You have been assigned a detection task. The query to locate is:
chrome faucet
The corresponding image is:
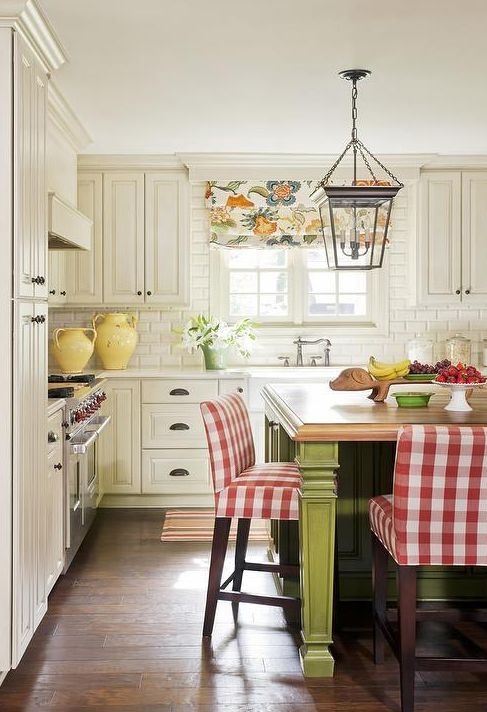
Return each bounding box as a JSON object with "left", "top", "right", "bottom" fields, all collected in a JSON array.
[{"left": 293, "top": 337, "right": 332, "bottom": 366}]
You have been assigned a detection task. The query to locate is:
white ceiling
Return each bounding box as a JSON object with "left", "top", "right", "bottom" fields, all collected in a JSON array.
[{"left": 41, "top": 0, "right": 487, "bottom": 155}]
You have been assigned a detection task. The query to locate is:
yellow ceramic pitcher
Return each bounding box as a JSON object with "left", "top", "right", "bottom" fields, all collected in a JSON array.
[
  {"left": 51, "top": 327, "right": 96, "bottom": 374},
  {"left": 93, "top": 312, "right": 138, "bottom": 370}
]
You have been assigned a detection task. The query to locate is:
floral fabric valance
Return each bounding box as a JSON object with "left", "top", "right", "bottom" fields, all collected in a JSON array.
[{"left": 205, "top": 180, "right": 323, "bottom": 248}]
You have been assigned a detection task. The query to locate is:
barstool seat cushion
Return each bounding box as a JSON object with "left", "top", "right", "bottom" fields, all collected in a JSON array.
[{"left": 215, "top": 462, "right": 300, "bottom": 520}]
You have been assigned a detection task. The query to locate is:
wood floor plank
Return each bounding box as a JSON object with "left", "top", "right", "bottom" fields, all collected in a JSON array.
[{"left": 1, "top": 508, "right": 487, "bottom": 712}]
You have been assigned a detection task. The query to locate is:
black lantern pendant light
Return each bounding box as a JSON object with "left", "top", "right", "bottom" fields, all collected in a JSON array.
[{"left": 312, "top": 69, "right": 403, "bottom": 270}]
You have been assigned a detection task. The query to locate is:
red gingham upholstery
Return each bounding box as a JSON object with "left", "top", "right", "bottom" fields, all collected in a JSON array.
[
  {"left": 369, "top": 425, "right": 487, "bottom": 565},
  {"left": 200, "top": 394, "right": 300, "bottom": 520}
]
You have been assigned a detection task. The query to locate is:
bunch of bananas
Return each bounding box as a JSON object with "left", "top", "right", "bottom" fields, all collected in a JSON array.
[{"left": 368, "top": 356, "right": 410, "bottom": 381}]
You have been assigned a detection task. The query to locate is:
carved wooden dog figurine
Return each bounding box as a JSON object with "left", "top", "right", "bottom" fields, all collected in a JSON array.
[{"left": 329, "top": 367, "right": 403, "bottom": 402}]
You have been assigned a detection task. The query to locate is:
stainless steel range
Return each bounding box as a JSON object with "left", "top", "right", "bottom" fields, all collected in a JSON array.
[{"left": 48, "top": 374, "right": 110, "bottom": 571}]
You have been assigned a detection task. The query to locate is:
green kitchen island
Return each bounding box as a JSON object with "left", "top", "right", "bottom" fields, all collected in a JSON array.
[{"left": 262, "top": 382, "right": 487, "bottom": 678}]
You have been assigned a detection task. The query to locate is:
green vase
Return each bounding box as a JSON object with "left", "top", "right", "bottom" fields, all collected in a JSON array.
[{"left": 201, "top": 345, "right": 228, "bottom": 370}]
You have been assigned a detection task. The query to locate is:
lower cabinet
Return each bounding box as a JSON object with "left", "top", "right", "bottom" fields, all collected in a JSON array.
[
  {"left": 45, "top": 409, "right": 65, "bottom": 596},
  {"left": 98, "top": 379, "right": 141, "bottom": 494},
  {"left": 98, "top": 376, "right": 247, "bottom": 502}
]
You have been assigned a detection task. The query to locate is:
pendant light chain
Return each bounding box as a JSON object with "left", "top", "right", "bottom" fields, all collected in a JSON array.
[{"left": 318, "top": 70, "right": 403, "bottom": 188}]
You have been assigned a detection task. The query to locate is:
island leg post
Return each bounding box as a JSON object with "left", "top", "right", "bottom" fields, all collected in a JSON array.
[{"left": 296, "top": 440, "right": 339, "bottom": 677}]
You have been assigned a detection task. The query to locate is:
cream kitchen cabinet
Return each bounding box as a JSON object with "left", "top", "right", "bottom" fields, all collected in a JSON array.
[
  {"left": 98, "top": 379, "right": 141, "bottom": 494},
  {"left": 418, "top": 170, "right": 487, "bottom": 305},
  {"left": 12, "top": 302, "right": 48, "bottom": 665},
  {"left": 74, "top": 169, "right": 190, "bottom": 307},
  {"left": 46, "top": 408, "right": 65, "bottom": 595},
  {"left": 103, "top": 173, "right": 145, "bottom": 305},
  {"left": 14, "top": 34, "right": 48, "bottom": 301},
  {"left": 48, "top": 251, "right": 67, "bottom": 304},
  {"left": 65, "top": 172, "right": 103, "bottom": 304}
]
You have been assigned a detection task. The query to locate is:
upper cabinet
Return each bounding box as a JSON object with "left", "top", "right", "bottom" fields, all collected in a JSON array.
[
  {"left": 145, "top": 172, "right": 190, "bottom": 305},
  {"left": 65, "top": 172, "right": 103, "bottom": 303},
  {"left": 418, "top": 170, "right": 487, "bottom": 305},
  {"left": 14, "top": 35, "right": 48, "bottom": 300},
  {"left": 72, "top": 168, "right": 191, "bottom": 307}
]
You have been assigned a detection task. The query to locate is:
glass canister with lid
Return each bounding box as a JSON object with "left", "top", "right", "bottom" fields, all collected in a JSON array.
[
  {"left": 407, "top": 334, "right": 434, "bottom": 364},
  {"left": 446, "top": 333, "right": 471, "bottom": 364}
]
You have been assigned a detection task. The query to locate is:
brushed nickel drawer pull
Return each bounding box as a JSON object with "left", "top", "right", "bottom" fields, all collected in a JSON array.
[
  {"left": 169, "top": 422, "right": 190, "bottom": 431},
  {"left": 169, "top": 468, "right": 190, "bottom": 477},
  {"left": 169, "top": 388, "right": 190, "bottom": 396}
]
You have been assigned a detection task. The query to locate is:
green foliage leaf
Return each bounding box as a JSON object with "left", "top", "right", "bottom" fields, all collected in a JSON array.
[{"left": 248, "top": 185, "right": 270, "bottom": 198}]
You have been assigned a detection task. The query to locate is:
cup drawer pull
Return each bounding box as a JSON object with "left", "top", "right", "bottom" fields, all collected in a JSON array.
[
  {"left": 169, "top": 422, "right": 190, "bottom": 431},
  {"left": 169, "top": 388, "right": 190, "bottom": 396},
  {"left": 169, "top": 468, "right": 190, "bottom": 477}
]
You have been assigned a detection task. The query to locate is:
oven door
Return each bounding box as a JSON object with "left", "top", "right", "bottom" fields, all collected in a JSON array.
[{"left": 64, "top": 415, "right": 111, "bottom": 570}]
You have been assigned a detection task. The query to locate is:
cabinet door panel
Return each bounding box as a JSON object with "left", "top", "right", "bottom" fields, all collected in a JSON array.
[
  {"left": 218, "top": 379, "right": 247, "bottom": 400},
  {"left": 103, "top": 173, "right": 144, "bottom": 304},
  {"left": 462, "top": 171, "right": 487, "bottom": 304},
  {"left": 46, "top": 419, "right": 64, "bottom": 594},
  {"left": 98, "top": 380, "right": 141, "bottom": 494},
  {"left": 419, "top": 171, "right": 462, "bottom": 305},
  {"left": 48, "top": 251, "right": 67, "bottom": 304},
  {"left": 145, "top": 172, "right": 190, "bottom": 305},
  {"left": 12, "top": 303, "right": 35, "bottom": 665},
  {"left": 14, "top": 39, "right": 35, "bottom": 298},
  {"left": 33, "top": 68, "right": 47, "bottom": 299},
  {"left": 66, "top": 172, "right": 103, "bottom": 303}
]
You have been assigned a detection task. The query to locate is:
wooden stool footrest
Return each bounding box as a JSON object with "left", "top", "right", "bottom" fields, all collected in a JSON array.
[
  {"left": 243, "top": 561, "right": 299, "bottom": 577},
  {"left": 218, "top": 590, "right": 300, "bottom": 611}
]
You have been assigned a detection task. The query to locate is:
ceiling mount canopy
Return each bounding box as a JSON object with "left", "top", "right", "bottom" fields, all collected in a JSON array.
[{"left": 312, "top": 69, "right": 404, "bottom": 270}]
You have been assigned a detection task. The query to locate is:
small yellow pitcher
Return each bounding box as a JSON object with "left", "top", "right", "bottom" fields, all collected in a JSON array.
[
  {"left": 51, "top": 327, "right": 96, "bottom": 374},
  {"left": 93, "top": 312, "right": 138, "bottom": 370}
]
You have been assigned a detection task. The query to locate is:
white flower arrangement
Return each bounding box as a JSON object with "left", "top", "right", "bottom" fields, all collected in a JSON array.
[{"left": 181, "top": 315, "right": 256, "bottom": 359}]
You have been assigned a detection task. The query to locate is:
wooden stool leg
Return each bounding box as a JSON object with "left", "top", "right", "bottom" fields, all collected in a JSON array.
[
  {"left": 372, "top": 533, "right": 388, "bottom": 664},
  {"left": 203, "top": 517, "right": 231, "bottom": 637},
  {"left": 232, "top": 518, "right": 251, "bottom": 619},
  {"left": 398, "top": 565, "right": 417, "bottom": 712}
]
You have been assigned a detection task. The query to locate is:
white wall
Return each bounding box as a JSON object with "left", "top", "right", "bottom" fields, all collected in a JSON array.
[{"left": 49, "top": 179, "right": 487, "bottom": 369}]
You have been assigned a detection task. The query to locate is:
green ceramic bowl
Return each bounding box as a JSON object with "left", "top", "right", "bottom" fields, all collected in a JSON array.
[
  {"left": 404, "top": 374, "right": 436, "bottom": 382},
  {"left": 391, "top": 392, "right": 435, "bottom": 408}
]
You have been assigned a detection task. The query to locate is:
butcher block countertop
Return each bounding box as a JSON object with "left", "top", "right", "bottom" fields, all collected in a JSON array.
[{"left": 262, "top": 383, "right": 487, "bottom": 442}]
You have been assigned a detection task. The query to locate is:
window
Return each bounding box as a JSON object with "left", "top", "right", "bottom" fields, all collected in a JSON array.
[{"left": 211, "top": 248, "right": 381, "bottom": 328}]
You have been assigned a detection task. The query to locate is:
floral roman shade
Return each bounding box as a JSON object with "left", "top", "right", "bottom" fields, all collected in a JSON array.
[{"left": 205, "top": 180, "right": 323, "bottom": 248}]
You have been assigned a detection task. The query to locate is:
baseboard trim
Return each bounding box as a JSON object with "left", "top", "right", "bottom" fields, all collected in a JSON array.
[{"left": 100, "top": 494, "right": 215, "bottom": 508}]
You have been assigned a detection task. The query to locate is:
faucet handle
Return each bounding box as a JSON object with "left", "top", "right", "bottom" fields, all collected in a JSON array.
[
  {"left": 278, "top": 355, "right": 290, "bottom": 367},
  {"left": 309, "top": 355, "right": 322, "bottom": 367}
]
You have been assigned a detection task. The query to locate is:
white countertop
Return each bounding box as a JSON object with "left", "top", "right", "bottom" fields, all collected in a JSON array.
[
  {"left": 96, "top": 366, "right": 348, "bottom": 380},
  {"left": 47, "top": 398, "right": 65, "bottom": 416}
]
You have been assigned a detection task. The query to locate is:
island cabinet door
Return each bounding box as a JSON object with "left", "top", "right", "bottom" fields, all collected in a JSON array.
[
  {"left": 418, "top": 171, "right": 462, "bottom": 305},
  {"left": 461, "top": 171, "right": 487, "bottom": 304},
  {"left": 98, "top": 380, "right": 141, "bottom": 494},
  {"left": 144, "top": 172, "right": 190, "bottom": 306},
  {"left": 103, "top": 173, "right": 145, "bottom": 304}
]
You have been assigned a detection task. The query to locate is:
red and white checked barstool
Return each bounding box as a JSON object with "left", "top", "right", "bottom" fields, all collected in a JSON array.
[
  {"left": 200, "top": 393, "right": 301, "bottom": 636},
  {"left": 369, "top": 424, "right": 487, "bottom": 712}
]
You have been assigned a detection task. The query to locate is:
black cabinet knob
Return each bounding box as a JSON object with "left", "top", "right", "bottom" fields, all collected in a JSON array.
[
  {"left": 237, "top": 387, "right": 244, "bottom": 393},
  {"left": 60, "top": 290, "right": 66, "bottom": 296},
  {"left": 147, "top": 290, "right": 152, "bottom": 296},
  {"left": 465, "top": 289, "right": 471, "bottom": 295},
  {"left": 54, "top": 462, "right": 62, "bottom": 470},
  {"left": 49, "top": 289, "right": 56, "bottom": 295},
  {"left": 455, "top": 289, "right": 461, "bottom": 295},
  {"left": 137, "top": 291, "right": 142, "bottom": 296}
]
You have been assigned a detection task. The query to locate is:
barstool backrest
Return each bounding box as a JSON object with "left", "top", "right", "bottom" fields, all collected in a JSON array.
[
  {"left": 393, "top": 424, "right": 487, "bottom": 565},
  {"left": 200, "top": 393, "right": 255, "bottom": 493}
]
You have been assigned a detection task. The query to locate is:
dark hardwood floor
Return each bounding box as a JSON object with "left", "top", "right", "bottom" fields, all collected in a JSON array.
[{"left": 2, "top": 508, "right": 487, "bottom": 711}]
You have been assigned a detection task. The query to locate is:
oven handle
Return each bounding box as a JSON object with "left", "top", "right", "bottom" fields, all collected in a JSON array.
[{"left": 70, "top": 415, "right": 111, "bottom": 455}]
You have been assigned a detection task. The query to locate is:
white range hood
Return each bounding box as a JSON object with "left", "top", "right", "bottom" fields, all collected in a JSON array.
[{"left": 48, "top": 192, "right": 92, "bottom": 250}]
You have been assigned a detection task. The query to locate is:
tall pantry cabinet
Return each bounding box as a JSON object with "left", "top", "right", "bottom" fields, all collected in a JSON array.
[{"left": 0, "top": 4, "right": 66, "bottom": 676}]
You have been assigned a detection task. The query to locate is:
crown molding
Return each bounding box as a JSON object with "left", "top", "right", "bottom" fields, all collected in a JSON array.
[
  {"left": 48, "top": 82, "right": 91, "bottom": 151},
  {"left": 78, "top": 154, "right": 185, "bottom": 171},
  {"left": 0, "top": 0, "right": 67, "bottom": 72},
  {"left": 421, "top": 155, "right": 487, "bottom": 170},
  {"left": 177, "top": 152, "right": 437, "bottom": 181}
]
